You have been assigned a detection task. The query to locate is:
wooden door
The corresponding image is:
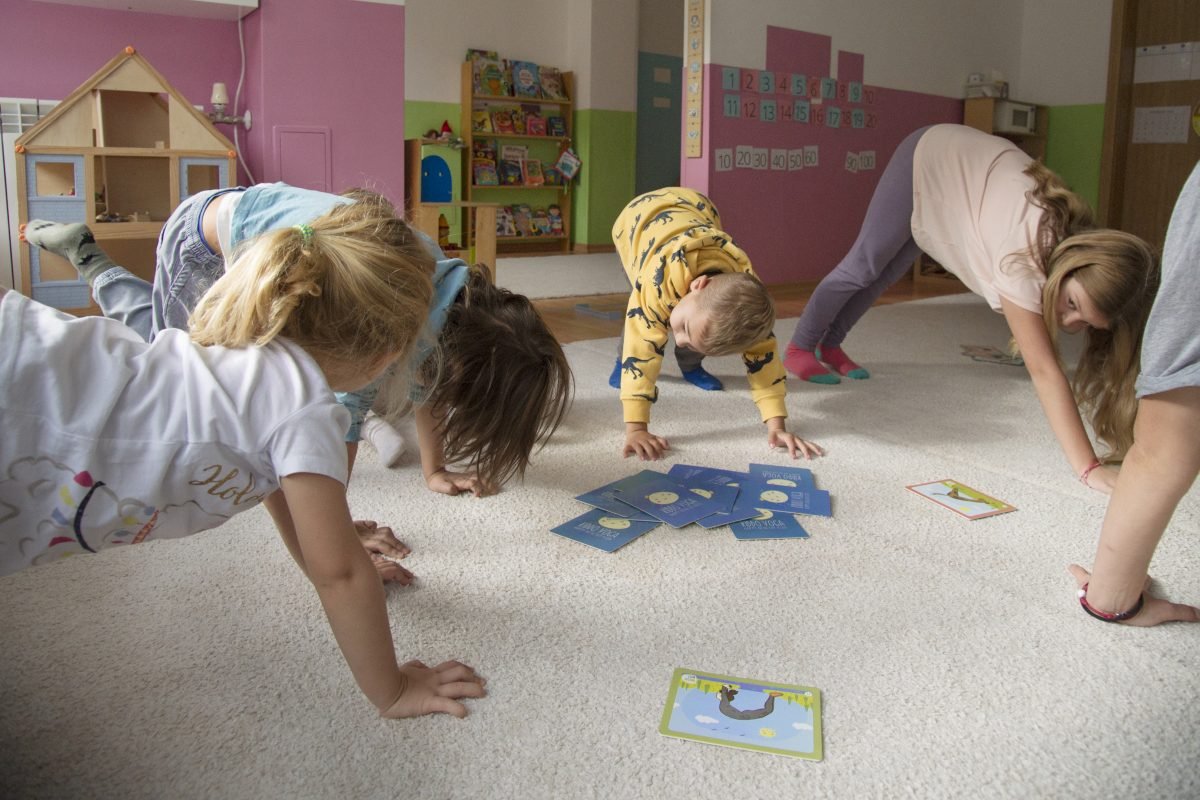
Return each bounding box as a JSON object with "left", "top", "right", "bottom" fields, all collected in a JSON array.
[{"left": 1099, "top": 0, "right": 1200, "bottom": 250}]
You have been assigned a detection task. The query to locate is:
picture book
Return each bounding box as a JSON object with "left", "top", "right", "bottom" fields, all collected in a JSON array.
[
  {"left": 555, "top": 147, "right": 582, "bottom": 180},
  {"left": 491, "top": 109, "right": 516, "bottom": 134},
  {"left": 522, "top": 159, "right": 545, "bottom": 186},
  {"left": 612, "top": 472, "right": 728, "bottom": 528},
  {"left": 575, "top": 470, "right": 665, "bottom": 518},
  {"left": 659, "top": 668, "right": 823, "bottom": 761},
  {"left": 539, "top": 66, "right": 568, "bottom": 100},
  {"left": 495, "top": 206, "right": 517, "bottom": 237},
  {"left": 473, "top": 57, "right": 510, "bottom": 97},
  {"left": 730, "top": 510, "right": 811, "bottom": 540},
  {"left": 472, "top": 140, "right": 497, "bottom": 161},
  {"left": 748, "top": 463, "right": 816, "bottom": 490},
  {"left": 546, "top": 116, "right": 567, "bottom": 137},
  {"left": 551, "top": 508, "right": 659, "bottom": 553},
  {"left": 511, "top": 108, "right": 526, "bottom": 135},
  {"left": 498, "top": 159, "right": 524, "bottom": 186},
  {"left": 512, "top": 204, "right": 535, "bottom": 236},
  {"left": 543, "top": 166, "right": 563, "bottom": 186},
  {"left": 509, "top": 60, "right": 542, "bottom": 98},
  {"left": 531, "top": 206, "right": 551, "bottom": 235},
  {"left": 732, "top": 481, "right": 832, "bottom": 517},
  {"left": 525, "top": 113, "right": 547, "bottom": 136},
  {"left": 907, "top": 479, "right": 1016, "bottom": 520},
  {"left": 472, "top": 158, "right": 499, "bottom": 186},
  {"left": 499, "top": 144, "right": 528, "bottom": 161},
  {"left": 471, "top": 109, "right": 493, "bottom": 133},
  {"left": 961, "top": 344, "right": 1024, "bottom": 367},
  {"left": 547, "top": 204, "right": 564, "bottom": 235}
]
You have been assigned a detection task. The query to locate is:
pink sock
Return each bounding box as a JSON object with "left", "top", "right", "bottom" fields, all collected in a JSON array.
[
  {"left": 817, "top": 345, "right": 868, "bottom": 378},
  {"left": 784, "top": 344, "right": 840, "bottom": 384}
]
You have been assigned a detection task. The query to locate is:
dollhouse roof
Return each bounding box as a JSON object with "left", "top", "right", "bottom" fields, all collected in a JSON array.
[{"left": 15, "top": 46, "right": 234, "bottom": 153}]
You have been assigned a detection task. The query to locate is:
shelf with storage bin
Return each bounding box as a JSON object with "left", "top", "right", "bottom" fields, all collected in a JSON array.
[
  {"left": 963, "top": 97, "right": 1047, "bottom": 160},
  {"left": 461, "top": 60, "right": 574, "bottom": 256}
]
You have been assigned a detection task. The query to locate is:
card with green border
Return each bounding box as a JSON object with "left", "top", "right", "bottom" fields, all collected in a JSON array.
[{"left": 659, "top": 667, "right": 823, "bottom": 760}]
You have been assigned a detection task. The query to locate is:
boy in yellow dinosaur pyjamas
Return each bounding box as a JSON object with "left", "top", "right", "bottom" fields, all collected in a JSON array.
[{"left": 609, "top": 187, "right": 824, "bottom": 461}]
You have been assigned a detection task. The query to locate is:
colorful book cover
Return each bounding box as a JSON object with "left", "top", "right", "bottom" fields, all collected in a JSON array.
[
  {"left": 539, "top": 66, "right": 568, "bottom": 100},
  {"left": 475, "top": 59, "right": 510, "bottom": 96},
  {"left": 543, "top": 166, "right": 562, "bottom": 185},
  {"left": 511, "top": 108, "right": 526, "bottom": 135},
  {"left": 525, "top": 113, "right": 547, "bottom": 136},
  {"left": 522, "top": 159, "right": 545, "bottom": 186},
  {"left": 491, "top": 109, "right": 516, "bottom": 133},
  {"left": 906, "top": 479, "right": 1016, "bottom": 520},
  {"left": 495, "top": 206, "right": 517, "bottom": 237},
  {"left": 612, "top": 473, "right": 728, "bottom": 528},
  {"left": 659, "top": 668, "right": 823, "bottom": 761},
  {"left": 498, "top": 159, "right": 524, "bottom": 185},
  {"left": 472, "top": 158, "right": 498, "bottom": 186},
  {"left": 509, "top": 60, "right": 542, "bottom": 98},
  {"left": 551, "top": 508, "right": 659, "bottom": 553},
  {"left": 512, "top": 203, "right": 535, "bottom": 236},
  {"left": 531, "top": 207, "right": 551, "bottom": 235},
  {"left": 730, "top": 509, "right": 810, "bottom": 540},
  {"left": 471, "top": 109, "right": 493, "bottom": 133},
  {"left": 499, "top": 144, "right": 529, "bottom": 161},
  {"left": 555, "top": 147, "right": 581, "bottom": 180},
  {"left": 546, "top": 116, "right": 567, "bottom": 137}
]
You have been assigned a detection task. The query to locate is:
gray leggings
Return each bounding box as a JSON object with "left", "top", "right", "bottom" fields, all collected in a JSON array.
[{"left": 788, "top": 126, "right": 930, "bottom": 351}]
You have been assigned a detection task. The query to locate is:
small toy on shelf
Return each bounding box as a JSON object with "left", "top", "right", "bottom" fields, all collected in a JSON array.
[{"left": 547, "top": 204, "right": 564, "bottom": 236}]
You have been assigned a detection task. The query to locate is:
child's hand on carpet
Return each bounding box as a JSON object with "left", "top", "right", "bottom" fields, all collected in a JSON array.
[
  {"left": 1083, "top": 465, "right": 1118, "bottom": 494},
  {"left": 623, "top": 426, "right": 670, "bottom": 460},
  {"left": 380, "top": 659, "right": 488, "bottom": 719},
  {"left": 427, "top": 469, "right": 495, "bottom": 497},
  {"left": 765, "top": 417, "right": 824, "bottom": 460},
  {"left": 355, "top": 521, "right": 414, "bottom": 584},
  {"left": 1068, "top": 565, "right": 1200, "bottom": 627}
]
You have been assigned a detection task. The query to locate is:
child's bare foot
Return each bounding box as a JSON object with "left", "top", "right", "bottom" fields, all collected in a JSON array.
[{"left": 355, "top": 520, "right": 411, "bottom": 558}]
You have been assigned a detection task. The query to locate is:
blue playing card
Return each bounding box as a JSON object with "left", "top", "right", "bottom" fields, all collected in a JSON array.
[
  {"left": 551, "top": 508, "right": 660, "bottom": 552},
  {"left": 730, "top": 509, "right": 811, "bottom": 540},
  {"left": 575, "top": 470, "right": 666, "bottom": 518},
  {"left": 696, "top": 500, "right": 763, "bottom": 529},
  {"left": 667, "top": 464, "right": 749, "bottom": 488},
  {"left": 748, "top": 462, "right": 816, "bottom": 489},
  {"left": 613, "top": 473, "right": 728, "bottom": 528},
  {"left": 735, "top": 480, "right": 833, "bottom": 517}
]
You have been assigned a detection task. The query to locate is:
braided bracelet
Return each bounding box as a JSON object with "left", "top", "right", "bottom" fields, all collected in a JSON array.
[
  {"left": 1077, "top": 582, "right": 1144, "bottom": 622},
  {"left": 1079, "top": 460, "right": 1103, "bottom": 486}
]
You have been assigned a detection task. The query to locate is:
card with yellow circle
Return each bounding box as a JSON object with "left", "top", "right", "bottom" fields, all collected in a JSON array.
[{"left": 550, "top": 508, "right": 660, "bottom": 552}]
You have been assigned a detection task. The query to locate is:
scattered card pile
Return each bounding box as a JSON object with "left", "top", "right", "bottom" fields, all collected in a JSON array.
[{"left": 551, "top": 463, "right": 833, "bottom": 551}]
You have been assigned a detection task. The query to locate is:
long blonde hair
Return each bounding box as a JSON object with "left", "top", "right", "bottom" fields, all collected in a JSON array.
[
  {"left": 1022, "top": 162, "right": 1159, "bottom": 461},
  {"left": 189, "top": 197, "right": 435, "bottom": 411}
]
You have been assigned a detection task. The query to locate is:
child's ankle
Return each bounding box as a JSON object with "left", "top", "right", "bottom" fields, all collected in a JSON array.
[{"left": 784, "top": 343, "right": 840, "bottom": 384}]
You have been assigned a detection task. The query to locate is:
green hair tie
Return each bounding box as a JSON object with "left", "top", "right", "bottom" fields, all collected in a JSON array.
[{"left": 294, "top": 223, "right": 314, "bottom": 245}]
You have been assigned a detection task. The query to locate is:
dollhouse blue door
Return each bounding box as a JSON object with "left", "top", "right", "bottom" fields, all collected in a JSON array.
[
  {"left": 24, "top": 154, "right": 90, "bottom": 309},
  {"left": 179, "top": 158, "right": 231, "bottom": 200}
]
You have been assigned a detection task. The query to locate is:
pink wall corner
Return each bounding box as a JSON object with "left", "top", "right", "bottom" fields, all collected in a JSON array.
[
  {"left": 692, "top": 26, "right": 961, "bottom": 285},
  {"left": 1, "top": 1, "right": 241, "bottom": 124},
  {"left": 247, "top": 0, "right": 406, "bottom": 205}
]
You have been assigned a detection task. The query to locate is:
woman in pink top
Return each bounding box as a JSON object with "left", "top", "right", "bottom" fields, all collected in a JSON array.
[{"left": 785, "top": 124, "right": 1158, "bottom": 492}]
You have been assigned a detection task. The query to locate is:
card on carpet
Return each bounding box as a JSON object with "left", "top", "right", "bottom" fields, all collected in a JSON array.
[
  {"left": 659, "top": 667, "right": 823, "bottom": 760},
  {"left": 734, "top": 480, "right": 833, "bottom": 517},
  {"left": 906, "top": 479, "right": 1016, "bottom": 520},
  {"left": 748, "top": 462, "right": 816, "bottom": 489},
  {"left": 550, "top": 508, "right": 660, "bottom": 552},
  {"left": 667, "top": 463, "right": 749, "bottom": 488},
  {"left": 575, "top": 470, "right": 663, "bottom": 518},
  {"left": 613, "top": 472, "right": 728, "bottom": 527},
  {"left": 730, "top": 509, "right": 811, "bottom": 540}
]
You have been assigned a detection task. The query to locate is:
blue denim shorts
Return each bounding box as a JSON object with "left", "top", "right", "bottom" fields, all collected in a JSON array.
[{"left": 151, "top": 188, "right": 242, "bottom": 336}]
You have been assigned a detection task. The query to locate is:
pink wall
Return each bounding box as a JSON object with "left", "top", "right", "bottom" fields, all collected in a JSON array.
[
  {"left": 686, "top": 26, "right": 961, "bottom": 284},
  {"left": 1, "top": 1, "right": 241, "bottom": 125},
  {"left": 244, "top": 0, "right": 406, "bottom": 203}
]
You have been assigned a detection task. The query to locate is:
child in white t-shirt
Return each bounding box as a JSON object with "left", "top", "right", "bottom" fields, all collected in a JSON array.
[
  {"left": 1, "top": 201, "right": 486, "bottom": 719},
  {"left": 785, "top": 124, "right": 1159, "bottom": 492}
]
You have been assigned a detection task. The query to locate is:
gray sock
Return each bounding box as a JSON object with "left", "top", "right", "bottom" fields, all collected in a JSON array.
[{"left": 23, "top": 221, "right": 115, "bottom": 283}]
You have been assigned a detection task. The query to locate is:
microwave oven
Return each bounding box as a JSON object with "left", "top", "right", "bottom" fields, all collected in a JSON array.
[{"left": 992, "top": 100, "right": 1037, "bottom": 135}]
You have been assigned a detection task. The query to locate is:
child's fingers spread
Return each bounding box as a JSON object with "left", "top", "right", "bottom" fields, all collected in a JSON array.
[
  {"left": 372, "top": 556, "right": 415, "bottom": 585},
  {"left": 434, "top": 662, "right": 483, "bottom": 684},
  {"left": 426, "top": 697, "right": 470, "bottom": 718},
  {"left": 438, "top": 680, "right": 487, "bottom": 700}
]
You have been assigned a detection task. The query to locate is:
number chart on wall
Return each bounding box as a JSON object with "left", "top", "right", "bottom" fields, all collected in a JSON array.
[
  {"left": 684, "top": 0, "right": 705, "bottom": 157},
  {"left": 711, "top": 65, "right": 879, "bottom": 177}
]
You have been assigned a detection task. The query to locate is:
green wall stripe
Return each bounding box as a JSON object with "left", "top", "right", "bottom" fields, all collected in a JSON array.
[
  {"left": 1044, "top": 104, "right": 1105, "bottom": 212},
  {"left": 572, "top": 108, "right": 636, "bottom": 246}
]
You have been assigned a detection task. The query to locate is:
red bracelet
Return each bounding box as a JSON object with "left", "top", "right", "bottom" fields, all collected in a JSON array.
[
  {"left": 1079, "top": 460, "right": 1102, "bottom": 486},
  {"left": 1077, "top": 582, "right": 1144, "bottom": 622}
]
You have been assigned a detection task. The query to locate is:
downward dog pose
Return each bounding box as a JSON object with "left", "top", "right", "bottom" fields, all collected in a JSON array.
[
  {"left": 3, "top": 204, "right": 486, "bottom": 718},
  {"left": 785, "top": 124, "right": 1158, "bottom": 491}
]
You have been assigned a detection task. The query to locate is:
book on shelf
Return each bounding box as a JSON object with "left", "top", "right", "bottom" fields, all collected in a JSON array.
[
  {"left": 500, "top": 144, "right": 529, "bottom": 161},
  {"left": 496, "top": 206, "right": 517, "bottom": 237},
  {"left": 525, "top": 113, "right": 547, "bottom": 136},
  {"left": 472, "top": 157, "right": 499, "bottom": 186},
  {"left": 531, "top": 207, "right": 552, "bottom": 236},
  {"left": 511, "top": 108, "right": 527, "bottom": 135},
  {"left": 539, "top": 66, "right": 568, "bottom": 101},
  {"left": 512, "top": 203, "right": 535, "bottom": 236},
  {"left": 471, "top": 109, "right": 493, "bottom": 133},
  {"left": 522, "top": 159, "right": 545, "bottom": 186},
  {"left": 470, "top": 53, "right": 510, "bottom": 97},
  {"left": 472, "top": 140, "right": 497, "bottom": 161},
  {"left": 498, "top": 159, "right": 524, "bottom": 185},
  {"left": 543, "top": 165, "right": 562, "bottom": 185},
  {"left": 491, "top": 109, "right": 516, "bottom": 134},
  {"left": 546, "top": 116, "right": 567, "bottom": 137},
  {"left": 509, "top": 60, "right": 542, "bottom": 98},
  {"left": 555, "top": 147, "right": 582, "bottom": 181}
]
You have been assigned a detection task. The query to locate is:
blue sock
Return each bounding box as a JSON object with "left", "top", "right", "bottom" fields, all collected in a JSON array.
[
  {"left": 681, "top": 366, "right": 723, "bottom": 391},
  {"left": 609, "top": 357, "right": 621, "bottom": 388}
]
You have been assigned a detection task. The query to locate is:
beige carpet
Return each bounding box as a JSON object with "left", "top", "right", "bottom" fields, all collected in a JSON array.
[
  {"left": 1, "top": 294, "right": 1196, "bottom": 799},
  {"left": 494, "top": 251, "right": 628, "bottom": 298}
]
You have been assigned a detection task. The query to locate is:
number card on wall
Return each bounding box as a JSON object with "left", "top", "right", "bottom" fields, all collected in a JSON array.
[
  {"left": 735, "top": 145, "right": 753, "bottom": 169},
  {"left": 770, "top": 149, "right": 788, "bottom": 170},
  {"left": 804, "top": 145, "right": 819, "bottom": 167},
  {"left": 788, "top": 148, "right": 805, "bottom": 170},
  {"left": 714, "top": 148, "right": 734, "bottom": 172},
  {"left": 685, "top": 0, "right": 704, "bottom": 157},
  {"left": 760, "top": 100, "right": 777, "bottom": 122},
  {"left": 723, "top": 94, "right": 741, "bottom": 118},
  {"left": 721, "top": 68, "right": 739, "bottom": 91}
]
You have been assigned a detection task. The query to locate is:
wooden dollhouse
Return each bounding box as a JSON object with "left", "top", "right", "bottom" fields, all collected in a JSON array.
[{"left": 15, "top": 47, "right": 236, "bottom": 314}]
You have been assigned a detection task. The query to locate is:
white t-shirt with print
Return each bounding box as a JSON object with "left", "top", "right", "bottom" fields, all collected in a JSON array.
[
  {"left": 911, "top": 124, "right": 1046, "bottom": 313},
  {"left": 0, "top": 291, "right": 349, "bottom": 576}
]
